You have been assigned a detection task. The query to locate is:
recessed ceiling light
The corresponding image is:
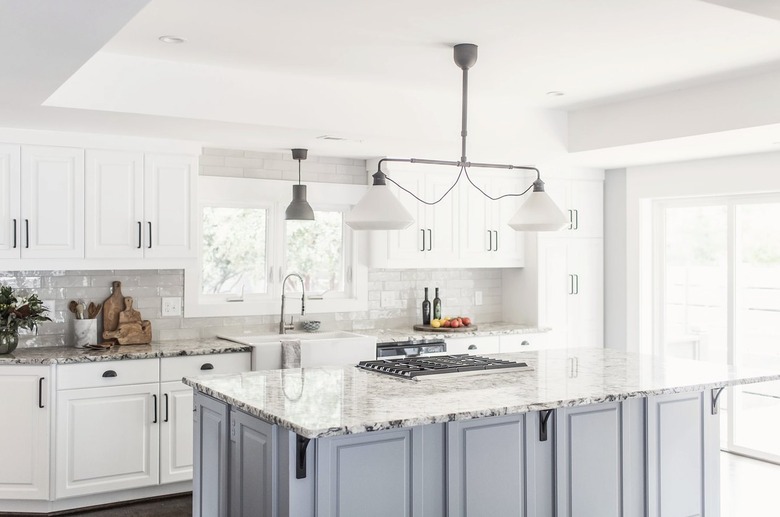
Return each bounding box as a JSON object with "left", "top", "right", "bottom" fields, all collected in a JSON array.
[
  {"left": 158, "top": 35, "right": 186, "bottom": 44},
  {"left": 546, "top": 91, "right": 565, "bottom": 97}
]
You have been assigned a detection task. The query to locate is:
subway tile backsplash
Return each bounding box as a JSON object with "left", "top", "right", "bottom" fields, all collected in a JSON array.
[{"left": 5, "top": 268, "right": 502, "bottom": 348}]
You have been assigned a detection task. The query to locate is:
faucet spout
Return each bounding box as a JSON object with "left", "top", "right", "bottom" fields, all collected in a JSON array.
[{"left": 280, "top": 273, "right": 306, "bottom": 334}]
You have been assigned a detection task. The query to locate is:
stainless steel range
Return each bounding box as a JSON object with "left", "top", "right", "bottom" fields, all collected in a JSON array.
[{"left": 357, "top": 354, "right": 533, "bottom": 379}]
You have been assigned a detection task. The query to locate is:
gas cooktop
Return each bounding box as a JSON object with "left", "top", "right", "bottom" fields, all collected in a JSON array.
[{"left": 356, "top": 354, "right": 533, "bottom": 379}]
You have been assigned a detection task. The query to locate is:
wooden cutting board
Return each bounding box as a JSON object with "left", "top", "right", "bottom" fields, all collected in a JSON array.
[{"left": 413, "top": 324, "right": 478, "bottom": 333}]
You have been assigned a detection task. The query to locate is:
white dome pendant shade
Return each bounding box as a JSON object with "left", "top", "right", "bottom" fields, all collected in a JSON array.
[
  {"left": 508, "top": 179, "right": 569, "bottom": 231},
  {"left": 345, "top": 172, "right": 415, "bottom": 230}
]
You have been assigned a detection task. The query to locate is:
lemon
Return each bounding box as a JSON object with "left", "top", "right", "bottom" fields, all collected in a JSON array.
[{"left": 430, "top": 319, "right": 441, "bottom": 328}]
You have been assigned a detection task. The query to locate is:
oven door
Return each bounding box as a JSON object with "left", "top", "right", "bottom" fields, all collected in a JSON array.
[{"left": 376, "top": 342, "right": 447, "bottom": 359}]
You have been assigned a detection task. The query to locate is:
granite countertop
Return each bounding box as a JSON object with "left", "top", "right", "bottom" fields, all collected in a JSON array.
[
  {"left": 0, "top": 338, "right": 252, "bottom": 365},
  {"left": 183, "top": 348, "right": 780, "bottom": 439},
  {"left": 363, "top": 322, "right": 549, "bottom": 343}
]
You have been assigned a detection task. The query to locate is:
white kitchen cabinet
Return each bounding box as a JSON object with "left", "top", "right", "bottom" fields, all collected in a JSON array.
[
  {"left": 459, "top": 171, "right": 526, "bottom": 267},
  {"left": 159, "top": 352, "right": 251, "bottom": 485},
  {"left": 55, "top": 358, "right": 163, "bottom": 500},
  {"left": 20, "top": 146, "right": 84, "bottom": 258},
  {"left": 369, "top": 163, "right": 529, "bottom": 268},
  {"left": 537, "top": 237, "right": 603, "bottom": 349},
  {"left": 0, "top": 366, "right": 50, "bottom": 500},
  {"left": 55, "top": 382, "right": 160, "bottom": 498},
  {"left": 445, "top": 335, "right": 500, "bottom": 355},
  {"left": 143, "top": 153, "right": 197, "bottom": 258},
  {"left": 371, "top": 167, "right": 460, "bottom": 267},
  {"left": 85, "top": 149, "right": 144, "bottom": 258},
  {"left": 545, "top": 175, "right": 603, "bottom": 239},
  {"left": 85, "top": 151, "right": 196, "bottom": 259},
  {"left": 0, "top": 145, "right": 21, "bottom": 259}
]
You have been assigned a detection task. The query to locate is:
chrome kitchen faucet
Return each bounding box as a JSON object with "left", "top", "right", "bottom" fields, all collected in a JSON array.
[{"left": 280, "top": 273, "right": 305, "bottom": 334}]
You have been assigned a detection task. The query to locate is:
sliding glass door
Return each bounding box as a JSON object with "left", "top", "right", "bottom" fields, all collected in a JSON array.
[{"left": 655, "top": 196, "right": 780, "bottom": 463}]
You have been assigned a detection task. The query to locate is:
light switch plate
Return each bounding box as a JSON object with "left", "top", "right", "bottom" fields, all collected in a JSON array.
[{"left": 162, "top": 297, "right": 182, "bottom": 317}]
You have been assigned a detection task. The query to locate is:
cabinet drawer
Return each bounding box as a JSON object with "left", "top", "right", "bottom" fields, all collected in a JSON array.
[
  {"left": 57, "top": 359, "right": 159, "bottom": 390},
  {"left": 499, "top": 333, "right": 551, "bottom": 353},
  {"left": 445, "top": 336, "right": 500, "bottom": 355},
  {"left": 160, "top": 352, "right": 251, "bottom": 382}
]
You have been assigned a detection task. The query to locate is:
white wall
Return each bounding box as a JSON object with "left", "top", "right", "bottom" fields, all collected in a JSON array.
[{"left": 606, "top": 150, "right": 780, "bottom": 351}]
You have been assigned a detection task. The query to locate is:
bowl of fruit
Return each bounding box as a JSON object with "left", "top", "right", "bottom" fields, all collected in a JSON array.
[{"left": 416, "top": 316, "right": 474, "bottom": 332}]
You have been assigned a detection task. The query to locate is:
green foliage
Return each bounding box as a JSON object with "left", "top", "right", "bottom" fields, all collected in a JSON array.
[
  {"left": 0, "top": 285, "right": 51, "bottom": 334},
  {"left": 286, "top": 212, "right": 344, "bottom": 292}
]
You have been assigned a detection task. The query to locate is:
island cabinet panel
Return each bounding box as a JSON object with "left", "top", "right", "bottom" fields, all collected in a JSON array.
[
  {"left": 447, "top": 414, "right": 535, "bottom": 517},
  {"left": 193, "top": 392, "right": 230, "bottom": 517},
  {"left": 316, "top": 425, "right": 443, "bottom": 517},
  {"left": 646, "top": 391, "right": 717, "bottom": 517},
  {"left": 554, "top": 398, "right": 646, "bottom": 517},
  {"left": 230, "top": 409, "right": 278, "bottom": 517}
]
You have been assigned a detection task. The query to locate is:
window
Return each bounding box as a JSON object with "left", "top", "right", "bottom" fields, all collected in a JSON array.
[
  {"left": 653, "top": 194, "right": 780, "bottom": 464},
  {"left": 185, "top": 176, "right": 368, "bottom": 317}
]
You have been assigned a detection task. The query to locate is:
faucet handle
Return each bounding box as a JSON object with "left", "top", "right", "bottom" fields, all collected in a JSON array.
[{"left": 289, "top": 316, "right": 294, "bottom": 325}]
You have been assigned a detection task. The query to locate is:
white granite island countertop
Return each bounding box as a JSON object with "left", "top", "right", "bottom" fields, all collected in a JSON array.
[
  {"left": 0, "top": 338, "right": 252, "bottom": 365},
  {"left": 183, "top": 348, "right": 780, "bottom": 439}
]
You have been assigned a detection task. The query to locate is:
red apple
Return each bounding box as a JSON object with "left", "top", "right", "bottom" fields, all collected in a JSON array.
[
  {"left": 451, "top": 319, "right": 461, "bottom": 328},
  {"left": 462, "top": 317, "right": 472, "bottom": 326},
  {"left": 442, "top": 320, "right": 451, "bottom": 328}
]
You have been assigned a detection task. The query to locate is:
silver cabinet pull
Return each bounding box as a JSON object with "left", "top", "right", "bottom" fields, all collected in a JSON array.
[
  {"left": 573, "top": 209, "right": 579, "bottom": 230},
  {"left": 487, "top": 230, "right": 493, "bottom": 251},
  {"left": 12, "top": 219, "right": 16, "bottom": 249},
  {"left": 147, "top": 222, "right": 152, "bottom": 249},
  {"left": 494, "top": 230, "right": 499, "bottom": 251},
  {"left": 427, "top": 229, "right": 432, "bottom": 251},
  {"left": 420, "top": 229, "right": 426, "bottom": 252}
]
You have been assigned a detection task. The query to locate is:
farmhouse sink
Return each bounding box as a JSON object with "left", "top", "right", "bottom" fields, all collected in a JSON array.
[{"left": 218, "top": 331, "right": 376, "bottom": 370}]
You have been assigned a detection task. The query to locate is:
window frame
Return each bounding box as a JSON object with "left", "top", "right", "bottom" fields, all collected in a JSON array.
[{"left": 184, "top": 176, "right": 368, "bottom": 318}]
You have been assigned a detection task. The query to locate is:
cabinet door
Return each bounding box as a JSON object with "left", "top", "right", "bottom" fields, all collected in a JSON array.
[
  {"left": 537, "top": 237, "right": 569, "bottom": 349},
  {"left": 160, "top": 381, "right": 194, "bottom": 484},
  {"left": 459, "top": 180, "right": 492, "bottom": 263},
  {"left": 85, "top": 149, "right": 144, "bottom": 258},
  {"left": 0, "top": 145, "right": 20, "bottom": 259},
  {"left": 492, "top": 175, "right": 526, "bottom": 266},
  {"left": 230, "top": 409, "right": 278, "bottom": 517},
  {"left": 193, "top": 392, "right": 230, "bottom": 517},
  {"left": 425, "top": 172, "right": 459, "bottom": 262},
  {"left": 20, "top": 146, "right": 84, "bottom": 258},
  {"left": 646, "top": 391, "right": 716, "bottom": 517},
  {"left": 568, "top": 179, "right": 603, "bottom": 238},
  {"left": 144, "top": 153, "right": 196, "bottom": 258},
  {"left": 448, "top": 414, "right": 533, "bottom": 517},
  {"left": 384, "top": 171, "right": 426, "bottom": 265},
  {"left": 0, "top": 366, "right": 50, "bottom": 500},
  {"left": 567, "top": 239, "right": 604, "bottom": 349},
  {"left": 555, "top": 402, "right": 625, "bottom": 517},
  {"left": 56, "top": 383, "right": 159, "bottom": 498}
]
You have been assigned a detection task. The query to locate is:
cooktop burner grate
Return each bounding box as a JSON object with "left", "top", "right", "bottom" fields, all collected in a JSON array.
[{"left": 356, "top": 354, "right": 533, "bottom": 379}]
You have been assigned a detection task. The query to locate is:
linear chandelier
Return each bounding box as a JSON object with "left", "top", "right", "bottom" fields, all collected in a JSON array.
[{"left": 345, "top": 43, "right": 568, "bottom": 232}]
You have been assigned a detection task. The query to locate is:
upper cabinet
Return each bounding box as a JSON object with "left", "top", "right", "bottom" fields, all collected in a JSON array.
[
  {"left": 545, "top": 175, "right": 603, "bottom": 239},
  {"left": 369, "top": 163, "right": 528, "bottom": 268},
  {"left": 0, "top": 146, "right": 85, "bottom": 260},
  {"left": 85, "top": 151, "right": 196, "bottom": 259}
]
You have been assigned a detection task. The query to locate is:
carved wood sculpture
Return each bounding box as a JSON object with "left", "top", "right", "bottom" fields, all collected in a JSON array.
[{"left": 102, "top": 296, "right": 152, "bottom": 345}]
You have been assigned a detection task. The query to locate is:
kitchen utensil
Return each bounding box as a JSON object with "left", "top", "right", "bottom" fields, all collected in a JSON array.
[
  {"left": 68, "top": 300, "right": 78, "bottom": 316},
  {"left": 75, "top": 300, "right": 86, "bottom": 320},
  {"left": 87, "top": 302, "right": 101, "bottom": 320}
]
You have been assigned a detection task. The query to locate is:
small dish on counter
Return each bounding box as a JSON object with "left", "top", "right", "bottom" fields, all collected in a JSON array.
[{"left": 300, "top": 320, "right": 321, "bottom": 332}]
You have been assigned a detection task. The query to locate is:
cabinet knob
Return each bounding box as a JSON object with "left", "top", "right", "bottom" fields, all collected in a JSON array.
[
  {"left": 102, "top": 370, "right": 118, "bottom": 378},
  {"left": 521, "top": 341, "right": 530, "bottom": 347},
  {"left": 200, "top": 363, "right": 214, "bottom": 370},
  {"left": 468, "top": 344, "right": 477, "bottom": 350}
]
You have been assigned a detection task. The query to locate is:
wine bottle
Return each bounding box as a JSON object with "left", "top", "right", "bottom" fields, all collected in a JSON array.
[
  {"left": 433, "top": 287, "right": 442, "bottom": 320},
  {"left": 422, "top": 287, "right": 431, "bottom": 325}
]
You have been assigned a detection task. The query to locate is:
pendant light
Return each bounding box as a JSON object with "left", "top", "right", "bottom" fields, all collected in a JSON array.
[
  {"left": 345, "top": 43, "right": 566, "bottom": 232},
  {"left": 285, "top": 148, "right": 315, "bottom": 221}
]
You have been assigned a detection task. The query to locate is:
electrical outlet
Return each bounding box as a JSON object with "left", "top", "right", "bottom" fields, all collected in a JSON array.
[
  {"left": 161, "top": 297, "right": 182, "bottom": 317},
  {"left": 380, "top": 292, "right": 394, "bottom": 308},
  {"left": 475, "top": 291, "right": 483, "bottom": 306}
]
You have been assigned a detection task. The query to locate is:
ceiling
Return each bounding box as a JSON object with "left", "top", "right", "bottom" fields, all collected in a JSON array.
[{"left": 5, "top": 0, "right": 780, "bottom": 167}]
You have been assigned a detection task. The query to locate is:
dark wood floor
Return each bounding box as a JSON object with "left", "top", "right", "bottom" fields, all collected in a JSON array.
[{"left": 75, "top": 495, "right": 191, "bottom": 517}]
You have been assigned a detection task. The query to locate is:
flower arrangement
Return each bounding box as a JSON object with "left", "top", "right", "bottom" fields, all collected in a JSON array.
[{"left": 0, "top": 285, "right": 51, "bottom": 334}]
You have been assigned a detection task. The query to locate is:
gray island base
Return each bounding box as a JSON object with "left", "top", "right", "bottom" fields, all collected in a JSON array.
[{"left": 184, "top": 349, "right": 780, "bottom": 517}]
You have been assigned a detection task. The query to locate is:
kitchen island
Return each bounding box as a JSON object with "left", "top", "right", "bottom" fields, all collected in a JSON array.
[{"left": 184, "top": 349, "right": 780, "bottom": 517}]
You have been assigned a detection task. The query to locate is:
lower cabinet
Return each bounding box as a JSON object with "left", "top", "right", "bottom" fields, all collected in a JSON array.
[
  {"left": 0, "top": 366, "right": 50, "bottom": 500},
  {"left": 445, "top": 335, "right": 500, "bottom": 356},
  {"left": 160, "top": 381, "right": 195, "bottom": 484},
  {"left": 193, "top": 391, "right": 717, "bottom": 517},
  {"left": 56, "top": 382, "right": 160, "bottom": 497}
]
